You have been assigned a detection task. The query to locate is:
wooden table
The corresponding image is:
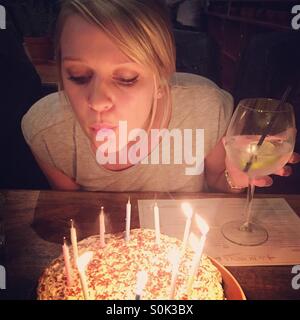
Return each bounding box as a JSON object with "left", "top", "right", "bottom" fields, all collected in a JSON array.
[{"left": 1, "top": 190, "right": 300, "bottom": 300}]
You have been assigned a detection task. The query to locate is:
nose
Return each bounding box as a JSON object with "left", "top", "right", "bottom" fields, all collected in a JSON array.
[{"left": 87, "top": 78, "right": 113, "bottom": 113}]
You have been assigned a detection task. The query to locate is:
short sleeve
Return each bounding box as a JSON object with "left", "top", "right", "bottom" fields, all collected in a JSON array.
[
  {"left": 214, "top": 89, "right": 234, "bottom": 144},
  {"left": 21, "top": 95, "right": 57, "bottom": 167},
  {"left": 171, "top": 73, "right": 234, "bottom": 156},
  {"left": 21, "top": 92, "right": 76, "bottom": 178},
  {"left": 195, "top": 86, "right": 233, "bottom": 157}
]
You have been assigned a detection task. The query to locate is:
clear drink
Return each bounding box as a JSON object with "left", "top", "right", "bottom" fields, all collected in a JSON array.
[{"left": 225, "top": 135, "right": 294, "bottom": 178}]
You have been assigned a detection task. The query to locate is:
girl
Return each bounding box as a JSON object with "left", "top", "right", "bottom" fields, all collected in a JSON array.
[{"left": 21, "top": 0, "right": 298, "bottom": 192}]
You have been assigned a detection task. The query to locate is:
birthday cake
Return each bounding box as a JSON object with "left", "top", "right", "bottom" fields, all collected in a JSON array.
[{"left": 37, "top": 229, "right": 225, "bottom": 300}]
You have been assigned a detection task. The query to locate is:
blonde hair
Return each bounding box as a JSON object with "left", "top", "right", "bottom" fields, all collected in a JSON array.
[{"left": 55, "top": 0, "right": 176, "bottom": 129}]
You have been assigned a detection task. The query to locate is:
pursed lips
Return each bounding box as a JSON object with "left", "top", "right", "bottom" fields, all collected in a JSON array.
[
  {"left": 89, "top": 124, "right": 119, "bottom": 143},
  {"left": 90, "top": 123, "right": 118, "bottom": 133}
]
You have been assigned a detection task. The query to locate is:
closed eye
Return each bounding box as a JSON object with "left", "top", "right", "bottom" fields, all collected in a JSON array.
[
  {"left": 115, "top": 75, "right": 139, "bottom": 86},
  {"left": 67, "top": 75, "right": 92, "bottom": 85},
  {"left": 67, "top": 75, "right": 139, "bottom": 86}
]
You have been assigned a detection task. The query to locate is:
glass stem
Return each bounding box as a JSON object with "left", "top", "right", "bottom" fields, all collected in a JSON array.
[{"left": 241, "top": 179, "right": 255, "bottom": 232}]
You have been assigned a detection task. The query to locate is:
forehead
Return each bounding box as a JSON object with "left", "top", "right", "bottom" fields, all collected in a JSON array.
[{"left": 60, "top": 14, "right": 133, "bottom": 65}]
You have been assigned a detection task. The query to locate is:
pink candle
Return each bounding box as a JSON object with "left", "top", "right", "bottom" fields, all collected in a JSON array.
[
  {"left": 125, "top": 197, "right": 131, "bottom": 241},
  {"left": 154, "top": 202, "right": 160, "bottom": 245},
  {"left": 62, "top": 237, "right": 73, "bottom": 287},
  {"left": 99, "top": 206, "right": 106, "bottom": 248}
]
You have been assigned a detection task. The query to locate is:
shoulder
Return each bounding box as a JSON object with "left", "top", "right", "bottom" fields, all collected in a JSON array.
[
  {"left": 170, "top": 72, "right": 233, "bottom": 123},
  {"left": 21, "top": 91, "right": 75, "bottom": 144}
]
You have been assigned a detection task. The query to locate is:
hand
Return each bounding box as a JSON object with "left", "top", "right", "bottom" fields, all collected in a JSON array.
[{"left": 225, "top": 152, "right": 300, "bottom": 188}]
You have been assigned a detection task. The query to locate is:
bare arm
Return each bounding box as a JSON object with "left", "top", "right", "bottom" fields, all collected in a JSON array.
[
  {"left": 32, "top": 152, "right": 80, "bottom": 191},
  {"left": 205, "top": 138, "right": 245, "bottom": 193},
  {"left": 205, "top": 137, "right": 300, "bottom": 193}
]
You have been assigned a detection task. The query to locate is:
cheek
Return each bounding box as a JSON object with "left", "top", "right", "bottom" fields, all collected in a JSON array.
[
  {"left": 119, "top": 85, "right": 154, "bottom": 126},
  {"left": 63, "top": 82, "right": 89, "bottom": 120}
]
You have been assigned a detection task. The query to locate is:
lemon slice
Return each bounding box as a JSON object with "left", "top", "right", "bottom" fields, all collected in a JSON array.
[{"left": 240, "top": 141, "right": 278, "bottom": 171}]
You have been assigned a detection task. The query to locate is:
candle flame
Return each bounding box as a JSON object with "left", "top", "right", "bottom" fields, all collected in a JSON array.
[
  {"left": 181, "top": 202, "right": 193, "bottom": 219},
  {"left": 136, "top": 270, "right": 148, "bottom": 295},
  {"left": 76, "top": 251, "right": 93, "bottom": 272},
  {"left": 195, "top": 214, "right": 209, "bottom": 235}
]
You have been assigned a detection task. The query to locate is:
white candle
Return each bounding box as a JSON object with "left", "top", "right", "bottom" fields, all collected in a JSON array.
[
  {"left": 99, "top": 206, "right": 105, "bottom": 248},
  {"left": 76, "top": 251, "right": 93, "bottom": 300},
  {"left": 186, "top": 215, "right": 209, "bottom": 297},
  {"left": 70, "top": 219, "right": 78, "bottom": 266},
  {"left": 181, "top": 202, "right": 193, "bottom": 251},
  {"left": 135, "top": 270, "right": 148, "bottom": 300},
  {"left": 168, "top": 248, "right": 180, "bottom": 300},
  {"left": 154, "top": 202, "right": 160, "bottom": 245},
  {"left": 125, "top": 197, "right": 131, "bottom": 241},
  {"left": 62, "top": 237, "right": 73, "bottom": 287}
]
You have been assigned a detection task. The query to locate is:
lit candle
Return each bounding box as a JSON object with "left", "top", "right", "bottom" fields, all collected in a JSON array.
[
  {"left": 76, "top": 251, "right": 93, "bottom": 300},
  {"left": 168, "top": 248, "right": 180, "bottom": 300},
  {"left": 99, "top": 206, "right": 105, "bottom": 248},
  {"left": 125, "top": 197, "right": 131, "bottom": 241},
  {"left": 181, "top": 202, "right": 193, "bottom": 252},
  {"left": 135, "top": 270, "right": 148, "bottom": 300},
  {"left": 62, "top": 237, "right": 73, "bottom": 287},
  {"left": 154, "top": 202, "right": 160, "bottom": 245},
  {"left": 70, "top": 219, "right": 78, "bottom": 266},
  {"left": 186, "top": 215, "right": 209, "bottom": 297}
]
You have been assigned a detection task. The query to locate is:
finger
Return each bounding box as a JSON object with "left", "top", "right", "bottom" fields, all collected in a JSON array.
[
  {"left": 273, "top": 165, "right": 292, "bottom": 177},
  {"left": 253, "top": 176, "right": 273, "bottom": 187},
  {"left": 222, "top": 136, "right": 226, "bottom": 146},
  {"left": 289, "top": 152, "right": 300, "bottom": 164}
]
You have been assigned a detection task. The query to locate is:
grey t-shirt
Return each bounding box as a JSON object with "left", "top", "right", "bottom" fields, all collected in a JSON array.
[{"left": 21, "top": 73, "right": 233, "bottom": 192}]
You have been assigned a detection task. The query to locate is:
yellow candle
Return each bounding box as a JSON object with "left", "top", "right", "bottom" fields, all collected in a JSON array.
[
  {"left": 70, "top": 219, "right": 78, "bottom": 266},
  {"left": 135, "top": 270, "right": 148, "bottom": 300},
  {"left": 168, "top": 248, "right": 180, "bottom": 300},
  {"left": 181, "top": 202, "right": 193, "bottom": 252},
  {"left": 187, "top": 234, "right": 207, "bottom": 296},
  {"left": 76, "top": 252, "right": 93, "bottom": 300},
  {"left": 62, "top": 237, "right": 73, "bottom": 287},
  {"left": 186, "top": 215, "right": 209, "bottom": 297}
]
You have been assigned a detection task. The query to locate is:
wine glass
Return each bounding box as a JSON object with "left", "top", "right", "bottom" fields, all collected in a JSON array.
[{"left": 221, "top": 98, "right": 296, "bottom": 246}]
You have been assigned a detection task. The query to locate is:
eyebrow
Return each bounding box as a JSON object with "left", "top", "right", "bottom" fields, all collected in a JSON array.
[
  {"left": 62, "top": 56, "right": 138, "bottom": 67},
  {"left": 63, "top": 57, "right": 85, "bottom": 62}
]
